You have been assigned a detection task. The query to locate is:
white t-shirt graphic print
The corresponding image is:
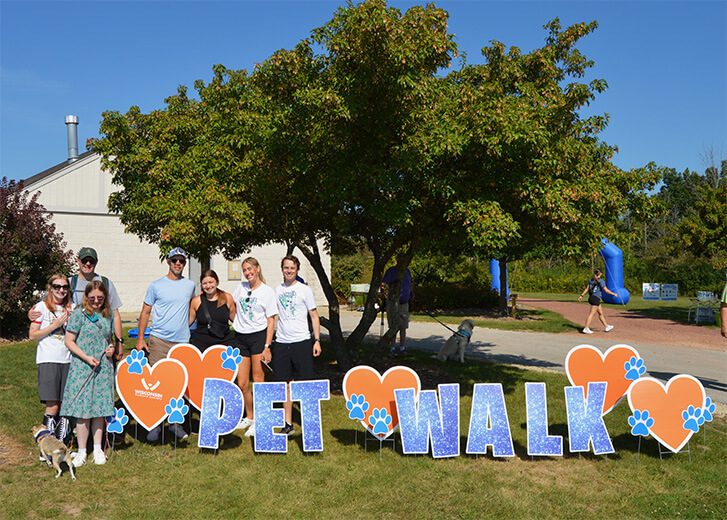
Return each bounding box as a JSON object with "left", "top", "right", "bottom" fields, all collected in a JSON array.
[
  {"left": 232, "top": 282, "right": 277, "bottom": 334},
  {"left": 275, "top": 282, "right": 316, "bottom": 343}
]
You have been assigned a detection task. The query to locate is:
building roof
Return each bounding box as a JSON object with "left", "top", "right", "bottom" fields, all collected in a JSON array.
[{"left": 22, "top": 150, "right": 97, "bottom": 187}]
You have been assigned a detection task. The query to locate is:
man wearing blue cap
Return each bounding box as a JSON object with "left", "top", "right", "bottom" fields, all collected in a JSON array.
[{"left": 136, "top": 247, "right": 196, "bottom": 442}]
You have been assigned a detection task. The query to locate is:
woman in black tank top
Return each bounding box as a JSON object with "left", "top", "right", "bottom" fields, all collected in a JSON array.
[{"left": 189, "top": 270, "right": 235, "bottom": 351}]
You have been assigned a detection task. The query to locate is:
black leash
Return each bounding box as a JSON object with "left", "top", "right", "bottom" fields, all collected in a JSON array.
[{"left": 423, "top": 311, "right": 469, "bottom": 338}]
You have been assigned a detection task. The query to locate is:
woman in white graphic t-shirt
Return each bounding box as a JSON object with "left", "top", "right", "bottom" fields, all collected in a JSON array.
[
  {"left": 230, "top": 257, "right": 278, "bottom": 438},
  {"left": 29, "top": 273, "right": 72, "bottom": 442},
  {"left": 272, "top": 255, "right": 321, "bottom": 435}
]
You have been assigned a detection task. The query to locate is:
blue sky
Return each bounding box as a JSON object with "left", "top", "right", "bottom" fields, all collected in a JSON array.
[{"left": 1, "top": 1, "right": 725, "bottom": 181}]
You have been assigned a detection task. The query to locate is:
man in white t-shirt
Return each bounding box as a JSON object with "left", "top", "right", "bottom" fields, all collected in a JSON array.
[{"left": 272, "top": 255, "right": 321, "bottom": 435}]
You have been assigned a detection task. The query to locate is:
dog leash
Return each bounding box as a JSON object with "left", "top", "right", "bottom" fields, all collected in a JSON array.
[
  {"left": 423, "top": 311, "right": 470, "bottom": 338},
  {"left": 65, "top": 351, "right": 109, "bottom": 411}
]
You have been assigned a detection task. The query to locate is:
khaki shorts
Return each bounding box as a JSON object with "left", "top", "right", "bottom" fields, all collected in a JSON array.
[
  {"left": 386, "top": 301, "right": 410, "bottom": 330},
  {"left": 148, "top": 335, "right": 178, "bottom": 366}
]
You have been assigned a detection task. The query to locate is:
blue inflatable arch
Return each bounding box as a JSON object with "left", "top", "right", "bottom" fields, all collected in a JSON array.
[{"left": 599, "top": 238, "right": 630, "bottom": 305}]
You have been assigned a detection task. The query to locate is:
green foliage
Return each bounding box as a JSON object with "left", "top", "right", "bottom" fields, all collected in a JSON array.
[
  {"left": 96, "top": 2, "right": 660, "bottom": 356},
  {"left": 0, "top": 178, "right": 74, "bottom": 338},
  {"left": 510, "top": 259, "right": 587, "bottom": 294},
  {"left": 331, "top": 251, "right": 374, "bottom": 301},
  {"left": 411, "top": 282, "right": 500, "bottom": 311},
  {"left": 676, "top": 171, "right": 726, "bottom": 269}
]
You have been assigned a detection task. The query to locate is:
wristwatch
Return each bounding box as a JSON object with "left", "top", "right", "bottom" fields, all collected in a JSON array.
[{"left": 314, "top": 338, "right": 320, "bottom": 342}]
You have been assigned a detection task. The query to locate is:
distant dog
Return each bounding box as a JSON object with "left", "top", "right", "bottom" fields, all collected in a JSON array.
[
  {"left": 31, "top": 425, "right": 76, "bottom": 480},
  {"left": 436, "top": 319, "right": 475, "bottom": 363}
]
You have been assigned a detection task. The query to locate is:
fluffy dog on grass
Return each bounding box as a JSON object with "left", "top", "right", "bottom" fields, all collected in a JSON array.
[
  {"left": 436, "top": 319, "right": 474, "bottom": 363},
  {"left": 32, "top": 424, "right": 76, "bottom": 480}
]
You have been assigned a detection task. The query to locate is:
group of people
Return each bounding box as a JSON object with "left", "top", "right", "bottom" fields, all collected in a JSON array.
[{"left": 30, "top": 246, "right": 322, "bottom": 467}]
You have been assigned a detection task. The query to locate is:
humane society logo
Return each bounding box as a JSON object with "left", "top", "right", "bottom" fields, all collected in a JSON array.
[
  {"left": 134, "top": 378, "right": 163, "bottom": 401},
  {"left": 278, "top": 290, "right": 298, "bottom": 318},
  {"left": 240, "top": 295, "right": 258, "bottom": 320}
]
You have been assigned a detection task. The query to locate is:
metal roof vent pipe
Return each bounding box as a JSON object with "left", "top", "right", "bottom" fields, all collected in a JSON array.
[{"left": 65, "top": 115, "right": 79, "bottom": 162}]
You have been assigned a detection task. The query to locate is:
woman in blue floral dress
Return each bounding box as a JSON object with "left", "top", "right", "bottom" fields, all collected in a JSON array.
[{"left": 61, "top": 281, "right": 116, "bottom": 467}]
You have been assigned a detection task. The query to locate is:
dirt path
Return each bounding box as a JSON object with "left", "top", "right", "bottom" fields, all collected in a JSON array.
[{"left": 520, "top": 298, "right": 724, "bottom": 351}]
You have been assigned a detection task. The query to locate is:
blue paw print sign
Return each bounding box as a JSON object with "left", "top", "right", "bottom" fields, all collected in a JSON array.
[
  {"left": 702, "top": 396, "right": 716, "bottom": 422},
  {"left": 627, "top": 409, "right": 653, "bottom": 437},
  {"left": 345, "top": 393, "right": 370, "bottom": 420},
  {"left": 624, "top": 356, "right": 646, "bottom": 381},
  {"left": 369, "top": 408, "right": 393, "bottom": 436},
  {"left": 165, "top": 397, "right": 189, "bottom": 424},
  {"left": 126, "top": 350, "right": 148, "bottom": 374},
  {"left": 221, "top": 347, "right": 242, "bottom": 372},
  {"left": 682, "top": 405, "right": 704, "bottom": 433},
  {"left": 107, "top": 407, "right": 129, "bottom": 434}
]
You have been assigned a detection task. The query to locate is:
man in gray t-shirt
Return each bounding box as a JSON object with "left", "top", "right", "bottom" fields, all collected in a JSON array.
[{"left": 28, "top": 246, "right": 123, "bottom": 360}]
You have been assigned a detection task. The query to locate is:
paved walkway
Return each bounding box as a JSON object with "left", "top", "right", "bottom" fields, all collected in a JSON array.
[{"left": 327, "top": 309, "right": 727, "bottom": 405}]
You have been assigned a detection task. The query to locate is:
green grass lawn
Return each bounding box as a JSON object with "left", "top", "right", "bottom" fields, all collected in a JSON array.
[{"left": 2, "top": 335, "right": 725, "bottom": 519}]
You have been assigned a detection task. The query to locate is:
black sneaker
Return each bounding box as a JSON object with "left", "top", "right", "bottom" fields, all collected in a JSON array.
[
  {"left": 280, "top": 423, "right": 294, "bottom": 435},
  {"left": 169, "top": 423, "right": 189, "bottom": 441},
  {"left": 146, "top": 425, "right": 162, "bottom": 443}
]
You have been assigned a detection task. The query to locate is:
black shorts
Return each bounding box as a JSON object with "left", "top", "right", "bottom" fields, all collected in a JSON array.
[
  {"left": 271, "top": 340, "right": 314, "bottom": 382},
  {"left": 588, "top": 295, "right": 601, "bottom": 306},
  {"left": 37, "top": 363, "right": 70, "bottom": 403},
  {"left": 231, "top": 329, "right": 267, "bottom": 357}
]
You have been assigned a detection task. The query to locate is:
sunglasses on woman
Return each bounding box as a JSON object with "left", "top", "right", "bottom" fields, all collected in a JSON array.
[
  {"left": 52, "top": 284, "right": 70, "bottom": 291},
  {"left": 88, "top": 296, "right": 106, "bottom": 302}
]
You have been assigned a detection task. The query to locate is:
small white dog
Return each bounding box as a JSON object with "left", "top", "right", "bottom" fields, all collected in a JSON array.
[{"left": 436, "top": 319, "right": 474, "bottom": 363}]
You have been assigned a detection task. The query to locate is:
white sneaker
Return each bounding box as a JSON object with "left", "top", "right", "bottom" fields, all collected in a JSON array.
[
  {"left": 605, "top": 325, "right": 614, "bottom": 332},
  {"left": 236, "top": 417, "right": 253, "bottom": 430},
  {"left": 582, "top": 327, "right": 594, "bottom": 334},
  {"left": 93, "top": 450, "right": 106, "bottom": 465},
  {"left": 72, "top": 452, "right": 87, "bottom": 467},
  {"left": 244, "top": 423, "right": 255, "bottom": 438}
]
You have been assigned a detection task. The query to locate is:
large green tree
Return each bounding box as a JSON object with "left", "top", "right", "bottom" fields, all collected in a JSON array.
[
  {"left": 439, "top": 19, "right": 659, "bottom": 306},
  {"left": 97, "top": 1, "right": 657, "bottom": 365}
]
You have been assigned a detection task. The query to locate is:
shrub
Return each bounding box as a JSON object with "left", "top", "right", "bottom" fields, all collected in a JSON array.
[
  {"left": 331, "top": 251, "right": 373, "bottom": 302},
  {"left": 411, "top": 283, "right": 500, "bottom": 311},
  {"left": 0, "top": 178, "right": 73, "bottom": 338}
]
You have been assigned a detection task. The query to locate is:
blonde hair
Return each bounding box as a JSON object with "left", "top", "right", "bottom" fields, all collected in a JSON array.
[
  {"left": 44, "top": 274, "right": 71, "bottom": 313},
  {"left": 242, "top": 257, "right": 265, "bottom": 283},
  {"left": 82, "top": 280, "right": 111, "bottom": 318}
]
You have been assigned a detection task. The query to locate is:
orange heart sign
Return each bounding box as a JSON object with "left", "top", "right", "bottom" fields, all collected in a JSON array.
[
  {"left": 627, "top": 375, "right": 705, "bottom": 453},
  {"left": 167, "top": 344, "right": 239, "bottom": 411},
  {"left": 565, "top": 344, "right": 642, "bottom": 415},
  {"left": 342, "top": 365, "right": 420, "bottom": 439},
  {"left": 116, "top": 357, "right": 188, "bottom": 431}
]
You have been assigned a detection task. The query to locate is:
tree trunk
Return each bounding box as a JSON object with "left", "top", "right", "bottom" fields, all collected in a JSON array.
[{"left": 349, "top": 256, "right": 390, "bottom": 352}]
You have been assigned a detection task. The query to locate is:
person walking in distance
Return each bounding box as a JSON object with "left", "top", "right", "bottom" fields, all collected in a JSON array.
[{"left": 578, "top": 269, "right": 618, "bottom": 334}]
